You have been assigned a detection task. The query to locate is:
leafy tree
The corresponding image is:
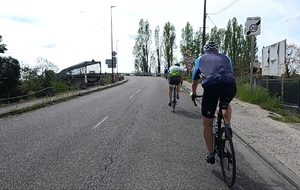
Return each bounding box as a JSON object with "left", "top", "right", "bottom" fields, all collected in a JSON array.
[
  {"left": 20, "top": 65, "right": 43, "bottom": 93},
  {"left": 132, "top": 19, "right": 152, "bottom": 73},
  {"left": 0, "top": 36, "right": 21, "bottom": 99},
  {"left": 192, "top": 28, "right": 204, "bottom": 58},
  {"left": 285, "top": 43, "right": 300, "bottom": 78},
  {"left": 209, "top": 26, "right": 225, "bottom": 52},
  {"left": 162, "top": 21, "right": 177, "bottom": 68},
  {"left": 210, "top": 17, "right": 257, "bottom": 76},
  {"left": 20, "top": 58, "right": 59, "bottom": 97},
  {"left": 0, "top": 35, "right": 7, "bottom": 53},
  {"left": 0, "top": 57, "right": 21, "bottom": 99},
  {"left": 180, "top": 22, "right": 194, "bottom": 58},
  {"left": 36, "top": 57, "right": 59, "bottom": 73},
  {"left": 154, "top": 25, "right": 163, "bottom": 73}
]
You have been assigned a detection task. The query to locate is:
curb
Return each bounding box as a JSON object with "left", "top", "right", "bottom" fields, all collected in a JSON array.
[{"left": 233, "top": 126, "right": 300, "bottom": 189}]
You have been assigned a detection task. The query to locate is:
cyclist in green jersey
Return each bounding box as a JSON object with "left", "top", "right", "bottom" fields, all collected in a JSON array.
[{"left": 167, "top": 63, "right": 184, "bottom": 106}]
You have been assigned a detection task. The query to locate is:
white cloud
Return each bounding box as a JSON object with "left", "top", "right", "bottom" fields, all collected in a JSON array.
[{"left": 1, "top": 0, "right": 300, "bottom": 73}]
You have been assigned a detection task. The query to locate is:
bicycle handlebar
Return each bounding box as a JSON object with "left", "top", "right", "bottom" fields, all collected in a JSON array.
[{"left": 191, "top": 94, "right": 202, "bottom": 106}]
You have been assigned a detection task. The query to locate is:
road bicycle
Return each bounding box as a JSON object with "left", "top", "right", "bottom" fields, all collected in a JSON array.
[
  {"left": 170, "top": 81, "right": 179, "bottom": 112},
  {"left": 192, "top": 94, "right": 236, "bottom": 187}
]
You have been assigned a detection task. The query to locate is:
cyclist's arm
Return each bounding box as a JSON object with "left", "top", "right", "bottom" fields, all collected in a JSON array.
[
  {"left": 191, "top": 57, "right": 201, "bottom": 95},
  {"left": 227, "top": 55, "right": 234, "bottom": 72},
  {"left": 192, "top": 79, "right": 199, "bottom": 95},
  {"left": 180, "top": 68, "right": 184, "bottom": 81}
]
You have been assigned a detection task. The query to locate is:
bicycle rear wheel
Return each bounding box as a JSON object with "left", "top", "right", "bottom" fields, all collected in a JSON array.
[
  {"left": 172, "top": 86, "right": 177, "bottom": 112},
  {"left": 218, "top": 127, "right": 236, "bottom": 187}
]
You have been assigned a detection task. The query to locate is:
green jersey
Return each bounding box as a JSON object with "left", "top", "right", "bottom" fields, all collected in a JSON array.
[{"left": 168, "top": 65, "right": 183, "bottom": 77}]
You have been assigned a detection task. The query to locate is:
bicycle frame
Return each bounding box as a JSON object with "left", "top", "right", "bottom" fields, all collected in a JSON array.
[{"left": 192, "top": 95, "right": 236, "bottom": 187}]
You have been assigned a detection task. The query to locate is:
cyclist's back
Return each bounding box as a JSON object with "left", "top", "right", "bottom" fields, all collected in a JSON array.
[
  {"left": 193, "top": 52, "right": 236, "bottom": 89},
  {"left": 167, "top": 63, "right": 183, "bottom": 106},
  {"left": 168, "top": 65, "right": 182, "bottom": 77}
]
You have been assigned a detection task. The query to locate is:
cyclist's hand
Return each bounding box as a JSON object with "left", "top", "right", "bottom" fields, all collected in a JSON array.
[
  {"left": 190, "top": 92, "right": 196, "bottom": 100},
  {"left": 190, "top": 92, "right": 197, "bottom": 106}
]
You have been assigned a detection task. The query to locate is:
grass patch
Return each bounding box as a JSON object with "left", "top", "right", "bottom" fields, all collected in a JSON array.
[
  {"left": 236, "top": 77, "right": 300, "bottom": 123},
  {"left": 184, "top": 75, "right": 300, "bottom": 123}
]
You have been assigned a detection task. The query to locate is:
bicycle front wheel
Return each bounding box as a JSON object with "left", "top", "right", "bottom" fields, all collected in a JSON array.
[{"left": 218, "top": 127, "right": 236, "bottom": 187}]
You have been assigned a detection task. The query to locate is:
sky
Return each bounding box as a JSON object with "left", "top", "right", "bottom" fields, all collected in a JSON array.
[{"left": 1, "top": 0, "right": 300, "bottom": 74}]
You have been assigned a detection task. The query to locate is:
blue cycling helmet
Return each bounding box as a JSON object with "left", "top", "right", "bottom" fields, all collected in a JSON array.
[{"left": 204, "top": 41, "right": 219, "bottom": 53}]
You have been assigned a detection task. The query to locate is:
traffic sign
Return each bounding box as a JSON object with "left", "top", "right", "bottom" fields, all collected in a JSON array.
[
  {"left": 106, "top": 57, "right": 117, "bottom": 68},
  {"left": 246, "top": 17, "right": 261, "bottom": 35},
  {"left": 186, "top": 49, "right": 192, "bottom": 56},
  {"left": 186, "top": 62, "right": 193, "bottom": 71},
  {"left": 184, "top": 57, "right": 195, "bottom": 63},
  {"left": 105, "top": 57, "right": 116, "bottom": 65}
]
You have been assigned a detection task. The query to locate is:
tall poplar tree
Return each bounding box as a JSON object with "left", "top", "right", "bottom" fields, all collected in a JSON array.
[
  {"left": 154, "top": 25, "right": 162, "bottom": 73},
  {"left": 132, "top": 19, "right": 152, "bottom": 73},
  {"left": 162, "top": 21, "right": 177, "bottom": 68}
]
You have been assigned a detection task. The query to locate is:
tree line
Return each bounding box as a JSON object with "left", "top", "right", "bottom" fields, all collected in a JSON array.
[
  {"left": 132, "top": 17, "right": 300, "bottom": 78},
  {"left": 1, "top": 17, "right": 299, "bottom": 102}
]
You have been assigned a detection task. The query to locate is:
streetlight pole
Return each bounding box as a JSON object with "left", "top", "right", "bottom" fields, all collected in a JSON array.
[
  {"left": 202, "top": 0, "right": 207, "bottom": 54},
  {"left": 111, "top": 6, "right": 116, "bottom": 83},
  {"left": 116, "top": 40, "right": 119, "bottom": 75}
]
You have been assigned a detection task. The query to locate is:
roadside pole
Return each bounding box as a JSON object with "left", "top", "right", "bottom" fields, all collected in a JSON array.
[{"left": 246, "top": 17, "right": 261, "bottom": 93}]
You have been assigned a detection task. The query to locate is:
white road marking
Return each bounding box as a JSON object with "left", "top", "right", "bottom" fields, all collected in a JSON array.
[
  {"left": 136, "top": 89, "right": 141, "bottom": 93},
  {"left": 130, "top": 95, "right": 134, "bottom": 99},
  {"left": 94, "top": 116, "right": 109, "bottom": 129},
  {"left": 142, "top": 85, "right": 146, "bottom": 88}
]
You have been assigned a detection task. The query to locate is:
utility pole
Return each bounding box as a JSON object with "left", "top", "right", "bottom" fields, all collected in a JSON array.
[
  {"left": 116, "top": 40, "right": 119, "bottom": 75},
  {"left": 111, "top": 6, "right": 116, "bottom": 83},
  {"left": 202, "top": 0, "right": 207, "bottom": 54}
]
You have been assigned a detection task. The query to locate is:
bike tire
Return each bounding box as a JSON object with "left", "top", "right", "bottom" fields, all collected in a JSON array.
[
  {"left": 172, "top": 86, "right": 176, "bottom": 112},
  {"left": 218, "top": 127, "right": 236, "bottom": 187}
]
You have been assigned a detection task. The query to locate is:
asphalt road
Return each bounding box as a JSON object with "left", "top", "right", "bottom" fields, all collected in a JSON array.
[{"left": 0, "top": 76, "right": 296, "bottom": 189}]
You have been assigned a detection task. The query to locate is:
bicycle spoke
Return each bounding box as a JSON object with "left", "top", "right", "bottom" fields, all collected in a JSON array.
[{"left": 219, "top": 127, "right": 236, "bottom": 187}]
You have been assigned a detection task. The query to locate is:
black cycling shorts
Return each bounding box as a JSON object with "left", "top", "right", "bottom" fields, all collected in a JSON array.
[
  {"left": 168, "top": 76, "right": 181, "bottom": 86},
  {"left": 201, "top": 83, "right": 237, "bottom": 118}
]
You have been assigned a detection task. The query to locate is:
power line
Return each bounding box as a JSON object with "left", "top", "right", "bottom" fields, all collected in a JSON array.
[
  {"left": 207, "top": 15, "right": 217, "bottom": 28},
  {"left": 208, "top": 0, "right": 239, "bottom": 15}
]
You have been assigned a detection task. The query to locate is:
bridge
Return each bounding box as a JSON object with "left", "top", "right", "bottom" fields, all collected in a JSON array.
[
  {"left": 55, "top": 60, "right": 130, "bottom": 89},
  {"left": 56, "top": 60, "right": 105, "bottom": 89}
]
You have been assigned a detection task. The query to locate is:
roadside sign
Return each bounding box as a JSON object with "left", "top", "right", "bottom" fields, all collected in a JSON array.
[
  {"left": 184, "top": 57, "right": 195, "bottom": 63},
  {"left": 105, "top": 57, "right": 116, "bottom": 65},
  {"left": 186, "top": 62, "right": 193, "bottom": 71},
  {"left": 186, "top": 49, "right": 192, "bottom": 56},
  {"left": 246, "top": 17, "right": 261, "bottom": 35},
  {"left": 106, "top": 57, "right": 117, "bottom": 68}
]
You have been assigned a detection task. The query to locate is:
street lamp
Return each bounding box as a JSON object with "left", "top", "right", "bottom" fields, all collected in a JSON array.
[
  {"left": 116, "top": 40, "right": 119, "bottom": 75},
  {"left": 111, "top": 5, "right": 116, "bottom": 83},
  {"left": 202, "top": 0, "right": 207, "bottom": 54}
]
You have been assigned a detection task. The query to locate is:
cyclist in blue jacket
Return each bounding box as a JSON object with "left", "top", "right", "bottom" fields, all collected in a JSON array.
[
  {"left": 191, "top": 42, "right": 237, "bottom": 164},
  {"left": 164, "top": 67, "right": 169, "bottom": 80}
]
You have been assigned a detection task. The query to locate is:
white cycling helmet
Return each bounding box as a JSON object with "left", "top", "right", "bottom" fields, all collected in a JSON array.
[{"left": 204, "top": 41, "right": 219, "bottom": 53}]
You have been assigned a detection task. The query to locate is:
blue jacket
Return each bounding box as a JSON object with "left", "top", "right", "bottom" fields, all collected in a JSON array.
[{"left": 192, "top": 52, "right": 236, "bottom": 88}]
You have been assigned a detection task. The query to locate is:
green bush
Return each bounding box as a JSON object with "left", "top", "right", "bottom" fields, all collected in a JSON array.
[{"left": 52, "top": 81, "right": 69, "bottom": 94}]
